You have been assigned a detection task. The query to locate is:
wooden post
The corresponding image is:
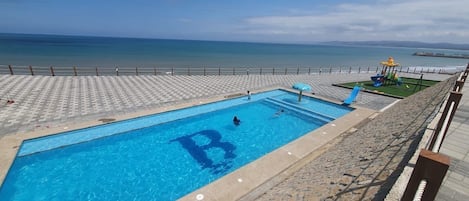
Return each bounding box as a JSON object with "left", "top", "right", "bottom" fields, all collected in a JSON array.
[
  {"left": 402, "top": 149, "right": 450, "bottom": 201},
  {"left": 8, "top": 65, "right": 13, "bottom": 75},
  {"left": 50, "top": 66, "right": 55, "bottom": 76},
  {"left": 428, "top": 91, "right": 463, "bottom": 151},
  {"left": 29, "top": 65, "right": 34, "bottom": 76},
  {"left": 95, "top": 67, "right": 99, "bottom": 76}
]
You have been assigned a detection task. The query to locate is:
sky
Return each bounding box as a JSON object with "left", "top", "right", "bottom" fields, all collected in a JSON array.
[{"left": 1, "top": 0, "right": 469, "bottom": 44}]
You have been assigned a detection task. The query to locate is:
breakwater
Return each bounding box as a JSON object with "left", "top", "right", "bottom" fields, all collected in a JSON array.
[{"left": 413, "top": 52, "right": 469, "bottom": 59}]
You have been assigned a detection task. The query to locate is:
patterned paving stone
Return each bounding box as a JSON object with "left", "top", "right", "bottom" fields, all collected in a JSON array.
[{"left": 0, "top": 73, "right": 448, "bottom": 139}]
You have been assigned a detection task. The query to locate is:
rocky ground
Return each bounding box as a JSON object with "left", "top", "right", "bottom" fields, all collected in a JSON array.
[{"left": 253, "top": 75, "right": 458, "bottom": 201}]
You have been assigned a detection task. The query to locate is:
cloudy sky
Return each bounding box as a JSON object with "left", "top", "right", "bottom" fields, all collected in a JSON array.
[{"left": 1, "top": 0, "right": 468, "bottom": 43}]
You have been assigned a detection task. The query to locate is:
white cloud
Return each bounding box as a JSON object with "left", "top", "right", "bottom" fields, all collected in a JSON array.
[{"left": 241, "top": 0, "right": 469, "bottom": 43}]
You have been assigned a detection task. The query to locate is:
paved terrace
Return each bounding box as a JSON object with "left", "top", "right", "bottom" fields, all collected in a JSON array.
[
  {"left": 0, "top": 72, "right": 453, "bottom": 200},
  {"left": 0, "top": 72, "right": 410, "bottom": 137}
]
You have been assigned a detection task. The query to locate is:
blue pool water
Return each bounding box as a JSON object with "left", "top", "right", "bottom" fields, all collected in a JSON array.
[{"left": 0, "top": 90, "right": 352, "bottom": 201}]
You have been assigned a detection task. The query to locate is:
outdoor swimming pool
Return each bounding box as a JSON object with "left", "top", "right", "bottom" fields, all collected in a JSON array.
[{"left": 0, "top": 89, "right": 352, "bottom": 201}]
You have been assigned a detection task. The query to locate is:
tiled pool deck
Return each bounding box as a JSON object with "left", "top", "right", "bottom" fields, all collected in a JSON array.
[{"left": 0, "top": 72, "right": 452, "bottom": 200}]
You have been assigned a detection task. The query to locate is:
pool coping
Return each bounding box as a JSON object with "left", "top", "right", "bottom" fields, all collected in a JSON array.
[{"left": 0, "top": 87, "right": 377, "bottom": 200}]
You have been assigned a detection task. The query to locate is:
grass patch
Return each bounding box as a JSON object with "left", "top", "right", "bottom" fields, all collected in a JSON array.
[{"left": 338, "top": 77, "right": 440, "bottom": 98}]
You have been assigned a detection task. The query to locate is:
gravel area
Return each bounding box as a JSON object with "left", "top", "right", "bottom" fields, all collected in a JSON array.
[{"left": 253, "top": 75, "right": 458, "bottom": 201}]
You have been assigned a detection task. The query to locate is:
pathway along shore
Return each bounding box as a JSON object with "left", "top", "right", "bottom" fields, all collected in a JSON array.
[{"left": 252, "top": 75, "right": 458, "bottom": 200}]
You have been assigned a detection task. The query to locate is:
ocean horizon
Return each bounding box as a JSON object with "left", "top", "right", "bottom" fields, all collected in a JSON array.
[{"left": 1, "top": 33, "right": 468, "bottom": 70}]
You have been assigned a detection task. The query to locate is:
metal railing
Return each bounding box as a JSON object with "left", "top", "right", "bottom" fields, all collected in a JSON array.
[
  {"left": 0, "top": 64, "right": 456, "bottom": 76},
  {"left": 401, "top": 63, "right": 469, "bottom": 201}
]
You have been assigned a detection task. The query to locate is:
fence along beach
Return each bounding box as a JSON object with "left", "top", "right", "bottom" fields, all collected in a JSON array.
[{"left": 0, "top": 65, "right": 460, "bottom": 76}]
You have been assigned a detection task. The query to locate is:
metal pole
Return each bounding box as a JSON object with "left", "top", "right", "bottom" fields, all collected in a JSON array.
[
  {"left": 50, "top": 66, "right": 55, "bottom": 76},
  {"left": 29, "top": 65, "right": 34, "bottom": 76},
  {"left": 8, "top": 65, "right": 13, "bottom": 75}
]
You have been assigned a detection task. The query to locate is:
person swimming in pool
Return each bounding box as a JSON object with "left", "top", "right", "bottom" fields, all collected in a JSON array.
[
  {"left": 274, "top": 109, "right": 284, "bottom": 117},
  {"left": 233, "top": 116, "right": 241, "bottom": 126}
]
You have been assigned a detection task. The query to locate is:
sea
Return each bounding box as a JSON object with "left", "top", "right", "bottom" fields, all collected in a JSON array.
[{"left": 1, "top": 33, "right": 468, "bottom": 71}]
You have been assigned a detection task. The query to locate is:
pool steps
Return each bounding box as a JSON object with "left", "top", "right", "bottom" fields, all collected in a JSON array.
[{"left": 264, "top": 97, "right": 334, "bottom": 123}]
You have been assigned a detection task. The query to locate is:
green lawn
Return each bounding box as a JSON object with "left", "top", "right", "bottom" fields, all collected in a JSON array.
[{"left": 339, "top": 77, "right": 439, "bottom": 98}]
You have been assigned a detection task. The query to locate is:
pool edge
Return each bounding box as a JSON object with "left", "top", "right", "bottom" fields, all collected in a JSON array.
[
  {"left": 0, "top": 86, "right": 372, "bottom": 199},
  {"left": 0, "top": 87, "right": 281, "bottom": 188}
]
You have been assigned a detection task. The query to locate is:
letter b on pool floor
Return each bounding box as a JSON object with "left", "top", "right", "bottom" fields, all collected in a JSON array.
[{"left": 170, "top": 130, "right": 236, "bottom": 174}]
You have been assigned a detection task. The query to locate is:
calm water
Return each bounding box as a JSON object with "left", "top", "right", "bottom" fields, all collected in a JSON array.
[
  {"left": 0, "top": 90, "right": 351, "bottom": 201},
  {"left": 1, "top": 33, "right": 468, "bottom": 69}
]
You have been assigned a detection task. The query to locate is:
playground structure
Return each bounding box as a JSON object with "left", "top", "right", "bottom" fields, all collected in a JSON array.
[{"left": 371, "top": 57, "right": 403, "bottom": 87}]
